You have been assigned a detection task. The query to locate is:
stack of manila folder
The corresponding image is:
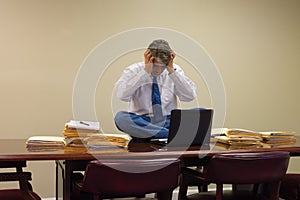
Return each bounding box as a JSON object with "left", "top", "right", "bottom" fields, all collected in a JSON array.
[
  {"left": 62, "top": 120, "right": 100, "bottom": 146},
  {"left": 214, "top": 128, "right": 296, "bottom": 149},
  {"left": 62, "top": 120, "right": 130, "bottom": 148},
  {"left": 260, "top": 131, "right": 296, "bottom": 147},
  {"left": 26, "top": 136, "right": 66, "bottom": 151},
  {"left": 215, "top": 128, "right": 263, "bottom": 148}
]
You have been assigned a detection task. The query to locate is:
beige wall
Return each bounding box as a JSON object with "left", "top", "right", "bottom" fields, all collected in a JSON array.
[{"left": 0, "top": 0, "right": 299, "bottom": 198}]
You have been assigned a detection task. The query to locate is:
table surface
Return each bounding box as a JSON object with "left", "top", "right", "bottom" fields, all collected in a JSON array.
[{"left": 1, "top": 136, "right": 300, "bottom": 161}]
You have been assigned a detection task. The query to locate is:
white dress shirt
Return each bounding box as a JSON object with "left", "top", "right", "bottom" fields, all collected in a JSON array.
[{"left": 115, "top": 62, "right": 197, "bottom": 116}]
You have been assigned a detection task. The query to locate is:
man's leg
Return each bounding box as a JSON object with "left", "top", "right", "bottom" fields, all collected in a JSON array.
[
  {"left": 114, "top": 111, "right": 169, "bottom": 139},
  {"left": 152, "top": 115, "right": 171, "bottom": 139}
]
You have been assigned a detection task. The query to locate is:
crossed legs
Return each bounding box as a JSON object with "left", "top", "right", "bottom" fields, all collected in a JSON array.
[{"left": 114, "top": 111, "right": 170, "bottom": 140}]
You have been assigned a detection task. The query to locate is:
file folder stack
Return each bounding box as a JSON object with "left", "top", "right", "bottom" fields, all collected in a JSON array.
[
  {"left": 26, "top": 136, "right": 66, "bottom": 151},
  {"left": 260, "top": 131, "right": 296, "bottom": 147},
  {"left": 215, "top": 128, "right": 263, "bottom": 148},
  {"left": 214, "top": 128, "right": 297, "bottom": 149},
  {"left": 83, "top": 133, "right": 131, "bottom": 149},
  {"left": 62, "top": 120, "right": 130, "bottom": 148},
  {"left": 62, "top": 120, "right": 100, "bottom": 146}
]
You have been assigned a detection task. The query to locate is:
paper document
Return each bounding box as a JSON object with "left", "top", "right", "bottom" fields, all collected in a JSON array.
[{"left": 67, "top": 120, "right": 100, "bottom": 131}]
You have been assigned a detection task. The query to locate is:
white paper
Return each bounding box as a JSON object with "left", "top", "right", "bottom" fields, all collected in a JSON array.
[
  {"left": 67, "top": 120, "right": 100, "bottom": 131},
  {"left": 27, "top": 136, "right": 66, "bottom": 142}
]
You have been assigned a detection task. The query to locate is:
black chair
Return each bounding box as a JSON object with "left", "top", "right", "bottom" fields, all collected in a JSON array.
[
  {"left": 279, "top": 173, "right": 300, "bottom": 200},
  {"left": 72, "top": 158, "right": 181, "bottom": 200},
  {"left": 181, "top": 151, "right": 290, "bottom": 200},
  {"left": 0, "top": 161, "right": 41, "bottom": 200}
]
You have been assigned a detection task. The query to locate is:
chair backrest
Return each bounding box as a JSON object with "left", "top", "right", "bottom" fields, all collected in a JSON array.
[
  {"left": 205, "top": 151, "right": 290, "bottom": 184},
  {"left": 0, "top": 161, "right": 41, "bottom": 200},
  {"left": 79, "top": 158, "right": 181, "bottom": 198},
  {"left": 0, "top": 161, "right": 27, "bottom": 168}
]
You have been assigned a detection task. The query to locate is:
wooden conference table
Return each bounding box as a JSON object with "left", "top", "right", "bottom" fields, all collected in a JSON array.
[{"left": 0, "top": 137, "right": 300, "bottom": 200}]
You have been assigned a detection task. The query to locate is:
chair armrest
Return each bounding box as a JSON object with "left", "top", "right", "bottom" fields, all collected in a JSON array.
[{"left": 181, "top": 167, "right": 207, "bottom": 183}]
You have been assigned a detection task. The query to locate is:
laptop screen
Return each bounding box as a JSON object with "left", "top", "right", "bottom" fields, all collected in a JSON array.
[{"left": 167, "top": 109, "right": 213, "bottom": 147}]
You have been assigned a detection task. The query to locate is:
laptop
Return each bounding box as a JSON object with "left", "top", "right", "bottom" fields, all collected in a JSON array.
[{"left": 150, "top": 108, "right": 213, "bottom": 147}]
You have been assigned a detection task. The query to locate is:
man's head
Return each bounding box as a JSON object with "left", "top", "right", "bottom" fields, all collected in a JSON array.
[{"left": 148, "top": 39, "right": 173, "bottom": 66}]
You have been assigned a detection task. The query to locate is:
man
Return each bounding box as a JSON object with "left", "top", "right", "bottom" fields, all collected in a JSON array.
[{"left": 114, "top": 39, "right": 196, "bottom": 141}]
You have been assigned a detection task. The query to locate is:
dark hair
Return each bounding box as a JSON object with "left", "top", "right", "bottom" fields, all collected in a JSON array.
[{"left": 148, "top": 39, "right": 172, "bottom": 65}]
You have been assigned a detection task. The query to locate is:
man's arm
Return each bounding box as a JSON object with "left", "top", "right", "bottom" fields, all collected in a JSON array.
[
  {"left": 115, "top": 50, "right": 157, "bottom": 101},
  {"left": 115, "top": 63, "right": 151, "bottom": 102},
  {"left": 166, "top": 52, "right": 197, "bottom": 101},
  {"left": 169, "top": 66, "right": 197, "bottom": 101}
]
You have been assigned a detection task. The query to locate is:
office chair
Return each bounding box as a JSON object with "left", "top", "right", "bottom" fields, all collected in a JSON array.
[
  {"left": 0, "top": 161, "right": 41, "bottom": 200},
  {"left": 181, "top": 151, "right": 290, "bottom": 200},
  {"left": 178, "top": 166, "right": 209, "bottom": 199},
  {"left": 72, "top": 158, "right": 181, "bottom": 200},
  {"left": 279, "top": 173, "right": 300, "bottom": 200}
]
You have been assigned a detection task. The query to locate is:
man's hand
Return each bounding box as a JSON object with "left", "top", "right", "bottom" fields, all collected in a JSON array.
[
  {"left": 166, "top": 52, "right": 176, "bottom": 74},
  {"left": 144, "top": 50, "right": 154, "bottom": 73}
]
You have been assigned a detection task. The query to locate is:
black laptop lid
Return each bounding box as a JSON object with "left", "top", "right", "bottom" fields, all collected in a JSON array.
[{"left": 167, "top": 109, "right": 213, "bottom": 147}]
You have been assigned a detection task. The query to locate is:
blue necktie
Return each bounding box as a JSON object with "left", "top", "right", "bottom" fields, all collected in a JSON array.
[{"left": 152, "top": 76, "right": 163, "bottom": 123}]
